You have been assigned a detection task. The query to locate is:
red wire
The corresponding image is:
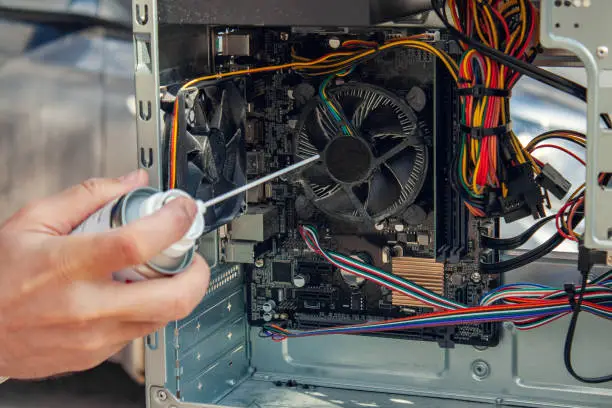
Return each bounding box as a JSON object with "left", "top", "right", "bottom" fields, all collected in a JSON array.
[
  {"left": 530, "top": 144, "right": 586, "bottom": 166},
  {"left": 556, "top": 199, "right": 580, "bottom": 241}
]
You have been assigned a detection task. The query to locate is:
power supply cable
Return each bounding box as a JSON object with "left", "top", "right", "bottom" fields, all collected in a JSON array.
[
  {"left": 481, "top": 215, "right": 555, "bottom": 250},
  {"left": 430, "top": 0, "right": 586, "bottom": 101},
  {"left": 480, "top": 212, "right": 583, "bottom": 274},
  {"left": 564, "top": 268, "right": 612, "bottom": 383}
]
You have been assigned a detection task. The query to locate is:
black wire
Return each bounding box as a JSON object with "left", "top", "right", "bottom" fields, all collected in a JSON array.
[
  {"left": 564, "top": 272, "right": 612, "bottom": 383},
  {"left": 480, "top": 230, "right": 564, "bottom": 274},
  {"left": 481, "top": 215, "right": 555, "bottom": 250},
  {"left": 480, "top": 213, "right": 583, "bottom": 274}
]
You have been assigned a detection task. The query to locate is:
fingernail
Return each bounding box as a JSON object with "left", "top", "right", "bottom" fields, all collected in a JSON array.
[
  {"left": 119, "top": 169, "right": 144, "bottom": 185},
  {"left": 179, "top": 197, "right": 198, "bottom": 218}
]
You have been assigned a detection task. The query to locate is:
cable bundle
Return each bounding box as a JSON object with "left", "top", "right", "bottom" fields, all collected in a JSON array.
[
  {"left": 261, "top": 227, "right": 612, "bottom": 341},
  {"left": 443, "top": 0, "right": 546, "bottom": 221}
]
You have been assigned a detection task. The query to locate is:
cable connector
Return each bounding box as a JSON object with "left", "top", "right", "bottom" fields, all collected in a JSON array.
[
  {"left": 500, "top": 163, "right": 545, "bottom": 223},
  {"left": 577, "top": 243, "right": 608, "bottom": 274},
  {"left": 424, "top": 30, "right": 441, "bottom": 42},
  {"left": 536, "top": 163, "right": 572, "bottom": 200}
]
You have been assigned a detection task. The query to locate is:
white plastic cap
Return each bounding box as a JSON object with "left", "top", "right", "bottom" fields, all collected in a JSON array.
[{"left": 139, "top": 190, "right": 206, "bottom": 258}]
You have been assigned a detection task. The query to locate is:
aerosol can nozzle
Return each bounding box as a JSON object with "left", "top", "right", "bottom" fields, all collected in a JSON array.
[{"left": 140, "top": 190, "right": 206, "bottom": 258}]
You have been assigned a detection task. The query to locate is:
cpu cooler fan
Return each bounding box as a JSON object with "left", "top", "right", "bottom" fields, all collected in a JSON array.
[
  {"left": 172, "top": 80, "right": 247, "bottom": 233},
  {"left": 296, "top": 83, "right": 428, "bottom": 224}
]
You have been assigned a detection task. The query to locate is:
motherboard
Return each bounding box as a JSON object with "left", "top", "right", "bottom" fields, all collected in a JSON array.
[{"left": 186, "top": 29, "right": 500, "bottom": 347}]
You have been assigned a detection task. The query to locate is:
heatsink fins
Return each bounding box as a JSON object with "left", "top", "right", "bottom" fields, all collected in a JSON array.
[{"left": 391, "top": 257, "right": 445, "bottom": 308}]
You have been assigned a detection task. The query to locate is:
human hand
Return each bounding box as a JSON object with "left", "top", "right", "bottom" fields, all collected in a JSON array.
[{"left": 0, "top": 170, "right": 210, "bottom": 379}]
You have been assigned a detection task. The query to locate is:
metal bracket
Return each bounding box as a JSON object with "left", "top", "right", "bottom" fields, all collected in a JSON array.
[
  {"left": 541, "top": 0, "right": 612, "bottom": 250},
  {"left": 150, "top": 387, "right": 221, "bottom": 408},
  {"left": 133, "top": 0, "right": 163, "bottom": 188}
]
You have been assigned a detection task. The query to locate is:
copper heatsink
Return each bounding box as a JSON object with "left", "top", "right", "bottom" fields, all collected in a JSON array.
[{"left": 391, "top": 257, "right": 445, "bottom": 308}]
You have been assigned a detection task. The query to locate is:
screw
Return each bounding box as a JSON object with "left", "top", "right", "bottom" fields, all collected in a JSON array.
[
  {"left": 495, "top": 397, "right": 504, "bottom": 406},
  {"left": 503, "top": 321, "right": 515, "bottom": 332},
  {"left": 597, "top": 46, "right": 609, "bottom": 59},
  {"left": 227, "top": 379, "right": 236, "bottom": 386},
  {"left": 280, "top": 32, "right": 289, "bottom": 41},
  {"left": 471, "top": 360, "right": 491, "bottom": 380},
  {"left": 606, "top": 253, "right": 612, "bottom": 265},
  {"left": 255, "top": 259, "right": 265, "bottom": 268},
  {"left": 470, "top": 271, "right": 482, "bottom": 283},
  {"left": 157, "top": 390, "right": 168, "bottom": 401}
]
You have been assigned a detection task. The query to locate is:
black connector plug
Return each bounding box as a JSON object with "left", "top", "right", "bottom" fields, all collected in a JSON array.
[
  {"left": 577, "top": 243, "right": 608, "bottom": 274},
  {"left": 484, "top": 188, "right": 502, "bottom": 217},
  {"left": 500, "top": 163, "right": 545, "bottom": 223},
  {"left": 536, "top": 163, "right": 572, "bottom": 200}
]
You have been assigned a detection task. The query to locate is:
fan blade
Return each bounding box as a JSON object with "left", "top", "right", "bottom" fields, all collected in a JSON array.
[
  {"left": 367, "top": 168, "right": 402, "bottom": 215},
  {"left": 385, "top": 151, "right": 419, "bottom": 186},
  {"left": 316, "top": 187, "right": 355, "bottom": 214},
  {"left": 372, "top": 130, "right": 420, "bottom": 145},
  {"left": 210, "top": 82, "right": 245, "bottom": 142},
  {"left": 351, "top": 91, "right": 385, "bottom": 130},
  {"left": 193, "top": 96, "right": 210, "bottom": 132},
  {"left": 184, "top": 130, "right": 206, "bottom": 155},
  {"left": 301, "top": 104, "right": 335, "bottom": 152},
  {"left": 334, "top": 93, "right": 362, "bottom": 123},
  {"left": 316, "top": 104, "right": 341, "bottom": 140},
  {"left": 184, "top": 162, "right": 205, "bottom": 197},
  {"left": 209, "top": 88, "right": 226, "bottom": 131},
  {"left": 302, "top": 163, "right": 335, "bottom": 192},
  {"left": 222, "top": 128, "right": 241, "bottom": 181},
  {"left": 374, "top": 138, "right": 423, "bottom": 166}
]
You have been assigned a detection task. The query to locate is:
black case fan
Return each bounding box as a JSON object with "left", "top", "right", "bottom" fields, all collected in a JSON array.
[
  {"left": 296, "top": 83, "right": 429, "bottom": 224},
  {"left": 171, "top": 80, "right": 247, "bottom": 233}
]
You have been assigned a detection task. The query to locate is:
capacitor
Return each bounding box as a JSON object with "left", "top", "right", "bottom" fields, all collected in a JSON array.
[
  {"left": 292, "top": 274, "right": 308, "bottom": 288},
  {"left": 262, "top": 300, "right": 277, "bottom": 313},
  {"left": 382, "top": 247, "right": 392, "bottom": 264},
  {"left": 277, "top": 289, "right": 285, "bottom": 303}
]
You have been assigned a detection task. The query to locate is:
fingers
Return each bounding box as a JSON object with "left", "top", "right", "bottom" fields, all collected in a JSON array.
[
  {"left": 50, "top": 197, "right": 198, "bottom": 281},
  {"left": 5, "top": 170, "right": 149, "bottom": 235},
  {"left": 103, "top": 255, "right": 211, "bottom": 322}
]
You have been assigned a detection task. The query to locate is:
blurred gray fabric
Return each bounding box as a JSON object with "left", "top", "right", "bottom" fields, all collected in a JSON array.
[
  {"left": 0, "top": 20, "right": 136, "bottom": 222},
  {"left": 0, "top": 16, "right": 141, "bottom": 408}
]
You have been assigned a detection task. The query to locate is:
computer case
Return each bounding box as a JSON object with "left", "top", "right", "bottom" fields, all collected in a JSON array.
[{"left": 132, "top": 1, "right": 612, "bottom": 407}]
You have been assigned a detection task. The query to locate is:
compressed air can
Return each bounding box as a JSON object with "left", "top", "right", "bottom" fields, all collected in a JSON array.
[{"left": 73, "top": 187, "right": 205, "bottom": 282}]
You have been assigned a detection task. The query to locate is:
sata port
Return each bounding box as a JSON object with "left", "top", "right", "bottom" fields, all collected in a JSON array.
[{"left": 304, "top": 300, "right": 321, "bottom": 309}]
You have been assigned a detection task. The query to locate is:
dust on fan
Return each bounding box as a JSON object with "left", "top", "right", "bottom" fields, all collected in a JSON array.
[
  {"left": 173, "top": 80, "right": 247, "bottom": 233},
  {"left": 296, "top": 83, "right": 428, "bottom": 224}
]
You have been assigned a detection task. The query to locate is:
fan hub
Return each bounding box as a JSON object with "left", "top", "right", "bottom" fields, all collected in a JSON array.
[{"left": 324, "top": 136, "right": 373, "bottom": 184}]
